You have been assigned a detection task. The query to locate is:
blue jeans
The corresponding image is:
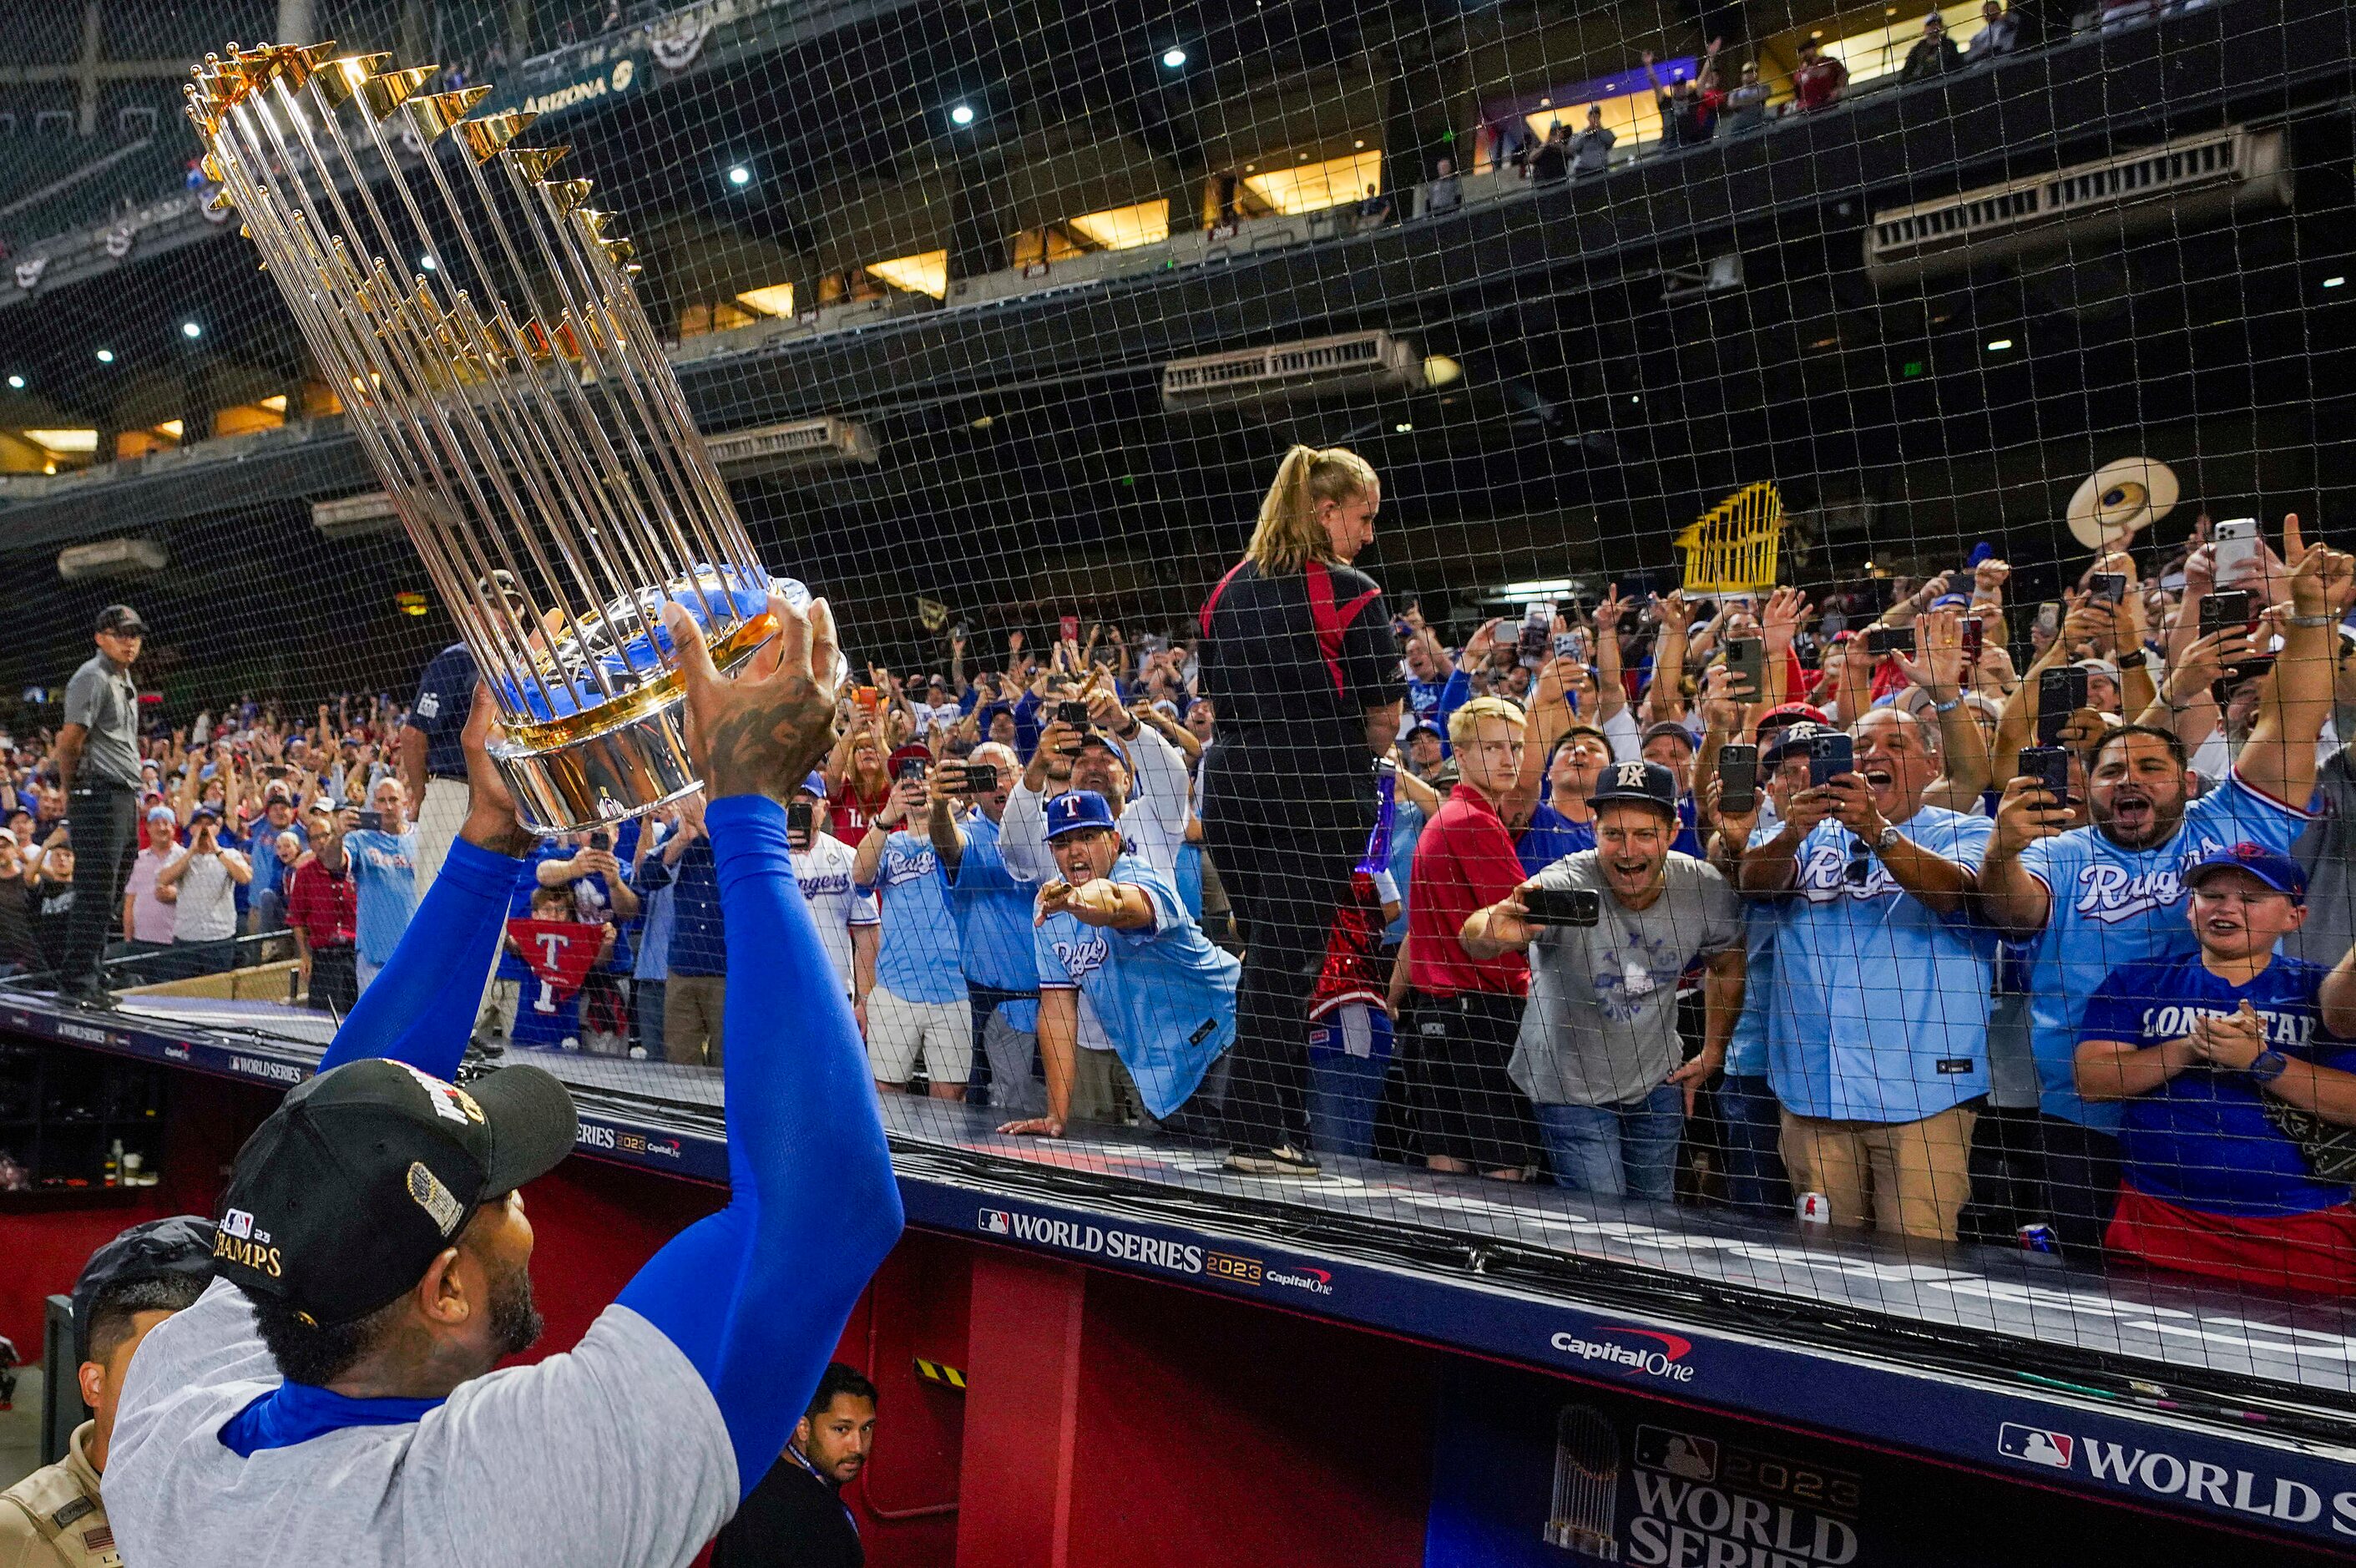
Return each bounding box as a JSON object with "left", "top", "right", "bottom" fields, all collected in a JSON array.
[
  {"left": 1717, "top": 1072, "right": 1792, "bottom": 1217},
  {"left": 1536, "top": 1084, "right": 1685, "bottom": 1200},
  {"left": 1307, "top": 1004, "right": 1392, "bottom": 1160}
]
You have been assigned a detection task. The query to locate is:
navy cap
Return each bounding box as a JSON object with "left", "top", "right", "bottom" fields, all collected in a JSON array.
[
  {"left": 1589, "top": 759, "right": 1680, "bottom": 817},
  {"left": 70, "top": 1215, "right": 215, "bottom": 1363},
  {"left": 2186, "top": 842, "right": 2308, "bottom": 902},
  {"left": 1639, "top": 720, "right": 1697, "bottom": 753},
  {"left": 1044, "top": 789, "right": 1118, "bottom": 841},
  {"left": 1763, "top": 721, "right": 1828, "bottom": 766}
]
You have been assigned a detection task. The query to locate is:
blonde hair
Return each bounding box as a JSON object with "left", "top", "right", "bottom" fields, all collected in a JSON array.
[
  {"left": 1246, "top": 445, "right": 1379, "bottom": 574},
  {"left": 1448, "top": 695, "right": 1527, "bottom": 755}
]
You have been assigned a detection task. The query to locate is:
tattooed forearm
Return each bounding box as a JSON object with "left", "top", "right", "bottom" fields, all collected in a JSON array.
[{"left": 703, "top": 676, "right": 839, "bottom": 802}]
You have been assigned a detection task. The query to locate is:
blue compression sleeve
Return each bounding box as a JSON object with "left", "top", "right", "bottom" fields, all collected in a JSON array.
[
  {"left": 616, "top": 795, "right": 902, "bottom": 1497},
  {"left": 316, "top": 837, "right": 529, "bottom": 1080}
]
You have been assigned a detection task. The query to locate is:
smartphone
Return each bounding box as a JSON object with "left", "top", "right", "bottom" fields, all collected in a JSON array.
[
  {"left": 1725, "top": 636, "right": 1765, "bottom": 699},
  {"left": 1865, "top": 626, "right": 1914, "bottom": 657},
  {"left": 1717, "top": 742, "right": 1760, "bottom": 816},
  {"left": 1552, "top": 631, "right": 1581, "bottom": 660},
  {"left": 2091, "top": 572, "right": 2127, "bottom": 604},
  {"left": 854, "top": 685, "right": 880, "bottom": 719},
  {"left": 1517, "top": 620, "right": 1550, "bottom": 667},
  {"left": 2035, "top": 601, "right": 2061, "bottom": 636},
  {"left": 960, "top": 762, "right": 999, "bottom": 792},
  {"left": 2199, "top": 589, "right": 2254, "bottom": 638},
  {"left": 2020, "top": 745, "right": 2071, "bottom": 802},
  {"left": 893, "top": 754, "right": 928, "bottom": 783},
  {"left": 2212, "top": 517, "right": 2260, "bottom": 582},
  {"left": 1807, "top": 732, "right": 1854, "bottom": 788},
  {"left": 1960, "top": 615, "right": 1984, "bottom": 663},
  {"left": 786, "top": 800, "right": 815, "bottom": 842},
  {"left": 356, "top": 809, "right": 384, "bottom": 832},
  {"left": 1523, "top": 886, "right": 1603, "bottom": 928},
  {"left": 1059, "top": 615, "right": 1081, "bottom": 643},
  {"left": 2035, "top": 666, "right": 2087, "bottom": 747},
  {"left": 588, "top": 829, "right": 610, "bottom": 852},
  {"left": 1056, "top": 699, "right": 1091, "bottom": 729}
]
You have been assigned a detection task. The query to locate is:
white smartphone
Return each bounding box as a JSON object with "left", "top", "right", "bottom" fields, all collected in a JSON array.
[{"left": 2212, "top": 516, "right": 2261, "bottom": 582}]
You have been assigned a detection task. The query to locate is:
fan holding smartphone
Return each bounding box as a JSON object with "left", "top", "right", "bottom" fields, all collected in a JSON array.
[
  {"left": 1735, "top": 705, "right": 1997, "bottom": 1241},
  {"left": 1459, "top": 761, "right": 1746, "bottom": 1200}
]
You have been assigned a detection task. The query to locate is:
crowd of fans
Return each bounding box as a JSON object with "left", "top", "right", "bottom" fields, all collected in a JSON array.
[{"left": 8, "top": 501, "right": 2356, "bottom": 1298}]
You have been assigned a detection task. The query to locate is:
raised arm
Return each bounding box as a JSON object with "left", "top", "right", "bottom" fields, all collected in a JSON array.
[
  {"left": 617, "top": 595, "right": 902, "bottom": 1498},
  {"left": 2237, "top": 517, "right": 2350, "bottom": 809},
  {"left": 315, "top": 685, "right": 535, "bottom": 1078}
]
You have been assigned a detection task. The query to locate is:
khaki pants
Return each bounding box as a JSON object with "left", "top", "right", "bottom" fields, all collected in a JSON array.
[
  {"left": 1780, "top": 1102, "right": 1979, "bottom": 1242},
  {"left": 1069, "top": 1047, "right": 1144, "bottom": 1126},
  {"left": 665, "top": 974, "right": 727, "bottom": 1067}
]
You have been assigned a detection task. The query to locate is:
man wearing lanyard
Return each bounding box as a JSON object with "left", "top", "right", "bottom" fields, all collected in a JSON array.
[
  {"left": 710, "top": 1364, "right": 877, "bottom": 1568},
  {"left": 53, "top": 606, "right": 149, "bottom": 1002}
]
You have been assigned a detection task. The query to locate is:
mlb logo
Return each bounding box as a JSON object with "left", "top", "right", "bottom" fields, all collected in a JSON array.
[
  {"left": 220, "top": 1208, "right": 255, "bottom": 1239},
  {"left": 1998, "top": 1424, "right": 2074, "bottom": 1469},
  {"left": 978, "top": 1208, "right": 1012, "bottom": 1236}
]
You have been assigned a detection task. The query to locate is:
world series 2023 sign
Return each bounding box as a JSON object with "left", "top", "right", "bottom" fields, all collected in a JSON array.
[{"left": 1420, "top": 1361, "right": 2332, "bottom": 1567}]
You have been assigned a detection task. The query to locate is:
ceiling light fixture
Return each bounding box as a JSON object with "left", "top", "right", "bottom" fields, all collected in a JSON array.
[
  {"left": 1161, "top": 47, "right": 1187, "bottom": 68},
  {"left": 949, "top": 103, "right": 976, "bottom": 127}
]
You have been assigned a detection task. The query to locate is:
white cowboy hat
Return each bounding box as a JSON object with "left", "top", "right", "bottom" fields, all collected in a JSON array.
[{"left": 2066, "top": 457, "right": 2179, "bottom": 550}]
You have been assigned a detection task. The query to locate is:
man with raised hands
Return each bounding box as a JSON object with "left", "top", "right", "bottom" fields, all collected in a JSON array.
[{"left": 104, "top": 595, "right": 902, "bottom": 1568}]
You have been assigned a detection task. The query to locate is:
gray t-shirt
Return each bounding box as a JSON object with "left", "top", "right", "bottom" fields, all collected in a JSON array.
[
  {"left": 1509, "top": 850, "right": 1744, "bottom": 1107},
  {"left": 106, "top": 1277, "right": 738, "bottom": 1568},
  {"left": 63, "top": 654, "right": 141, "bottom": 787}
]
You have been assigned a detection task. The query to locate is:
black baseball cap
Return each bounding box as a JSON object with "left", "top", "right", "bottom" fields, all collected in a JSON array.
[
  {"left": 212, "top": 1058, "right": 577, "bottom": 1326},
  {"left": 1589, "top": 759, "right": 1681, "bottom": 817},
  {"left": 71, "top": 1215, "right": 216, "bottom": 1363},
  {"left": 96, "top": 604, "right": 149, "bottom": 635}
]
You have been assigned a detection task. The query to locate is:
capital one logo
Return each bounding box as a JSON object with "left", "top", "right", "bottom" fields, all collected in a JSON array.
[{"left": 1550, "top": 1325, "right": 1696, "bottom": 1383}]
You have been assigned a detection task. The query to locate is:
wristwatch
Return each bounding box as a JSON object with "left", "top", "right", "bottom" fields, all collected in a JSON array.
[
  {"left": 2288, "top": 613, "right": 2337, "bottom": 630},
  {"left": 1874, "top": 822, "right": 1904, "bottom": 854},
  {"left": 2248, "top": 1049, "right": 2289, "bottom": 1083}
]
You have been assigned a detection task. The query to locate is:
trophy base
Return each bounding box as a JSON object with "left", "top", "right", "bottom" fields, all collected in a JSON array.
[{"left": 488, "top": 623, "right": 779, "bottom": 835}]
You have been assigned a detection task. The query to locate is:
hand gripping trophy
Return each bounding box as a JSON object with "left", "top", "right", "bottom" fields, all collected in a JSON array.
[{"left": 188, "top": 43, "right": 816, "bottom": 831}]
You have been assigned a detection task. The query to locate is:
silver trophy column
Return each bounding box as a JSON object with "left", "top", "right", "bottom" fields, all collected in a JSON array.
[{"left": 189, "top": 43, "right": 791, "bottom": 832}]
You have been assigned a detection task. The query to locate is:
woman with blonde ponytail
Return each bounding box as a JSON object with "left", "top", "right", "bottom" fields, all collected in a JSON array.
[{"left": 1196, "top": 445, "right": 1406, "bottom": 1175}]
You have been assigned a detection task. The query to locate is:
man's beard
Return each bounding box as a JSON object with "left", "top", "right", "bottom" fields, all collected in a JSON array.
[{"left": 488, "top": 1261, "right": 544, "bottom": 1358}]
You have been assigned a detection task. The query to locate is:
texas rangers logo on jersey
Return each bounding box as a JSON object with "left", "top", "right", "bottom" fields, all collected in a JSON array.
[
  {"left": 2066, "top": 835, "right": 2230, "bottom": 924},
  {"left": 1050, "top": 930, "right": 1110, "bottom": 981},
  {"left": 881, "top": 842, "right": 938, "bottom": 888}
]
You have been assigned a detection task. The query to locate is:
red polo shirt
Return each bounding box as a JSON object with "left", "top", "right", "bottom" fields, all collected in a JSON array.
[
  {"left": 284, "top": 857, "right": 357, "bottom": 949},
  {"left": 1407, "top": 783, "right": 1529, "bottom": 998}
]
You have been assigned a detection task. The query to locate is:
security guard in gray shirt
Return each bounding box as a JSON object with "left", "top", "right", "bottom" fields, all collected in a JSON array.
[
  {"left": 50, "top": 606, "right": 149, "bottom": 1000},
  {"left": 0, "top": 1218, "right": 213, "bottom": 1568}
]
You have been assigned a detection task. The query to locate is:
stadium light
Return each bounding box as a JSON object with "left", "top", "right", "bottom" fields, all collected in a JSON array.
[
  {"left": 948, "top": 103, "right": 976, "bottom": 128},
  {"left": 2327, "top": 276, "right": 2348, "bottom": 290},
  {"left": 4, "top": 375, "right": 22, "bottom": 391},
  {"left": 1393, "top": 422, "right": 1413, "bottom": 433},
  {"left": 180, "top": 321, "right": 202, "bottom": 339},
  {"left": 420, "top": 254, "right": 437, "bottom": 271},
  {"left": 96, "top": 348, "right": 116, "bottom": 364},
  {"left": 728, "top": 164, "right": 751, "bottom": 186},
  {"left": 1160, "top": 47, "right": 1187, "bottom": 68},
  {"left": 1987, "top": 337, "right": 2015, "bottom": 352}
]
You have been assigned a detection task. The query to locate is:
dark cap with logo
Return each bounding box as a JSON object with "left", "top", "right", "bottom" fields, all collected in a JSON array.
[
  {"left": 1589, "top": 759, "right": 1681, "bottom": 817},
  {"left": 95, "top": 604, "right": 149, "bottom": 635},
  {"left": 2185, "top": 842, "right": 2308, "bottom": 903},
  {"left": 1044, "top": 789, "right": 1119, "bottom": 840},
  {"left": 212, "top": 1058, "right": 577, "bottom": 1326}
]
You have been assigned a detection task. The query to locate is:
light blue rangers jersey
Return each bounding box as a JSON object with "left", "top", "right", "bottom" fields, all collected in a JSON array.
[{"left": 867, "top": 832, "right": 965, "bottom": 1004}]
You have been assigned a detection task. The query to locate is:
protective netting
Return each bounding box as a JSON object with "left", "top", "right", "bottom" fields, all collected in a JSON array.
[{"left": 3, "top": 0, "right": 2354, "bottom": 1395}]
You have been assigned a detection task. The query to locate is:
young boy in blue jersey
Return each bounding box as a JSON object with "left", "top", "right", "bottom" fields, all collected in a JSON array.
[
  {"left": 1983, "top": 516, "right": 2349, "bottom": 1253},
  {"left": 2075, "top": 843, "right": 2356, "bottom": 1293},
  {"left": 999, "top": 791, "right": 1239, "bottom": 1141}
]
